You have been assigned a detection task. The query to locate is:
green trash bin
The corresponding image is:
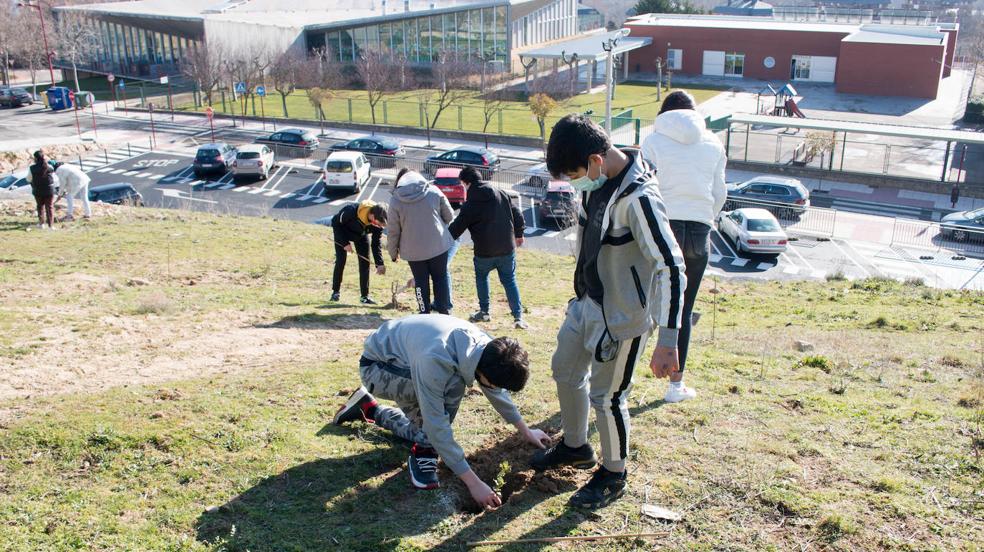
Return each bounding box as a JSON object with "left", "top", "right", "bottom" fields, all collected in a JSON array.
[{"left": 75, "top": 91, "right": 95, "bottom": 108}]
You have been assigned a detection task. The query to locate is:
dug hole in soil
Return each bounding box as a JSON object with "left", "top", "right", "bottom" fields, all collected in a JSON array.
[{"left": 445, "top": 426, "right": 583, "bottom": 515}]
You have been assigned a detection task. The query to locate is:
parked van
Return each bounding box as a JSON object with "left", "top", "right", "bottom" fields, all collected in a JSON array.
[{"left": 323, "top": 151, "right": 371, "bottom": 194}]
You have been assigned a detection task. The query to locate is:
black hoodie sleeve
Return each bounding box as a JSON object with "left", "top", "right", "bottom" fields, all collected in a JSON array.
[
  {"left": 509, "top": 196, "right": 525, "bottom": 238},
  {"left": 449, "top": 201, "right": 477, "bottom": 240},
  {"left": 369, "top": 227, "right": 384, "bottom": 266}
]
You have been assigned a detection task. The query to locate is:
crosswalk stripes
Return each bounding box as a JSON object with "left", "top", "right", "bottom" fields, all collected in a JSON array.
[
  {"left": 233, "top": 186, "right": 249, "bottom": 193},
  {"left": 218, "top": 184, "right": 235, "bottom": 190},
  {"left": 264, "top": 190, "right": 282, "bottom": 197},
  {"left": 148, "top": 174, "right": 164, "bottom": 180},
  {"left": 311, "top": 197, "right": 329, "bottom": 204},
  {"left": 280, "top": 193, "right": 295, "bottom": 199},
  {"left": 329, "top": 199, "right": 347, "bottom": 206}
]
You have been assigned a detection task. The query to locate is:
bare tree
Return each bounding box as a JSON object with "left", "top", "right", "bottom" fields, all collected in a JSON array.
[
  {"left": 14, "top": 10, "right": 48, "bottom": 96},
  {"left": 54, "top": 13, "right": 100, "bottom": 92},
  {"left": 269, "top": 48, "right": 305, "bottom": 118},
  {"left": 425, "top": 50, "right": 477, "bottom": 131},
  {"left": 182, "top": 40, "right": 225, "bottom": 107},
  {"left": 0, "top": 2, "right": 16, "bottom": 86},
  {"left": 356, "top": 50, "right": 401, "bottom": 124},
  {"left": 299, "top": 50, "right": 343, "bottom": 134},
  {"left": 223, "top": 44, "right": 273, "bottom": 116},
  {"left": 479, "top": 73, "right": 509, "bottom": 148}
]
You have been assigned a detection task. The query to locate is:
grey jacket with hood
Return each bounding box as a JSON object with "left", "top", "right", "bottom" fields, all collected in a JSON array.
[
  {"left": 387, "top": 170, "right": 455, "bottom": 262},
  {"left": 362, "top": 314, "right": 522, "bottom": 476},
  {"left": 575, "top": 152, "right": 688, "bottom": 346}
]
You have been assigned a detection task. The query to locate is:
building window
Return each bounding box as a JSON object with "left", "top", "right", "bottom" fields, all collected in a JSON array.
[
  {"left": 791, "top": 55, "right": 810, "bottom": 80},
  {"left": 667, "top": 48, "right": 682, "bottom": 71},
  {"left": 724, "top": 52, "right": 744, "bottom": 77}
]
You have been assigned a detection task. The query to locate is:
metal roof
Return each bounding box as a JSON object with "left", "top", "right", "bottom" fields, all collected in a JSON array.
[
  {"left": 729, "top": 114, "right": 984, "bottom": 144},
  {"left": 518, "top": 30, "right": 653, "bottom": 61}
]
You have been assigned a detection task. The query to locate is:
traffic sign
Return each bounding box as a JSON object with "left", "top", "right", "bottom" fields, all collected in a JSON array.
[
  {"left": 159, "top": 76, "right": 169, "bottom": 85},
  {"left": 234, "top": 81, "right": 246, "bottom": 94},
  {"left": 107, "top": 73, "right": 115, "bottom": 83},
  {"left": 255, "top": 85, "right": 266, "bottom": 97},
  {"left": 205, "top": 106, "right": 214, "bottom": 119}
]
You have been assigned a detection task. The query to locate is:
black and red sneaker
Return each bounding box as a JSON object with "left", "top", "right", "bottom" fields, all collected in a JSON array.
[
  {"left": 408, "top": 444, "right": 440, "bottom": 490},
  {"left": 333, "top": 387, "right": 377, "bottom": 425}
]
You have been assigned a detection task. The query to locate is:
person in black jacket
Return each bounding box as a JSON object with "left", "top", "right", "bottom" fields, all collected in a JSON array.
[
  {"left": 331, "top": 200, "right": 387, "bottom": 304},
  {"left": 449, "top": 167, "right": 528, "bottom": 329},
  {"left": 28, "top": 151, "right": 56, "bottom": 229}
]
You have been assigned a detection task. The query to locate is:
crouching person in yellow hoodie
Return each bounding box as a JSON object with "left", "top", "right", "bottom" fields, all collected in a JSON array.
[{"left": 330, "top": 200, "right": 387, "bottom": 304}]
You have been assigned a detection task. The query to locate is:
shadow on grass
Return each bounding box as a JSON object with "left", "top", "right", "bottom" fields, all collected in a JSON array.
[
  {"left": 0, "top": 221, "right": 40, "bottom": 232},
  {"left": 259, "top": 311, "right": 387, "bottom": 330},
  {"left": 195, "top": 448, "right": 431, "bottom": 552}
]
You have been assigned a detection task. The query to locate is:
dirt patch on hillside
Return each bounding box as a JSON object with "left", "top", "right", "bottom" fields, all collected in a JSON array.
[{"left": 446, "top": 429, "right": 584, "bottom": 515}]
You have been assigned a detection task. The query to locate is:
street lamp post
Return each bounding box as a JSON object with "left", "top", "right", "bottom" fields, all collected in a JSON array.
[
  {"left": 18, "top": 2, "right": 56, "bottom": 87},
  {"left": 602, "top": 29, "right": 630, "bottom": 135}
]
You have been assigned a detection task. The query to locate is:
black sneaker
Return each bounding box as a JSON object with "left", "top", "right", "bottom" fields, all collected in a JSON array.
[
  {"left": 529, "top": 441, "right": 597, "bottom": 472},
  {"left": 568, "top": 467, "right": 627, "bottom": 509},
  {"left": 332, "top": 387, "right": 377, "bottom": 425},
  {"left": 408, "top": 444, "right": 440, "bottom": 490},
  {"left": 330, "top": 291, "right": 340, "bottom": 302},
  {"left": 360, "top": 296, "right": 377, "bottom": 305},
  {"left": 469, "top": 310, "right": 491, "bottom": 323}
]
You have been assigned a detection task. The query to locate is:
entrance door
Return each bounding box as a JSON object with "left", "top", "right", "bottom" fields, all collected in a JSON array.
[{"left": 702, "top": 50, "right": 724, "bottom": 76}]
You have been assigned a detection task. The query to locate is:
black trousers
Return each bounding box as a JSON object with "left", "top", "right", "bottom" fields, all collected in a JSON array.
[
  {"left": 332, "top": 237, "right": 371, "bottom": 297},
  {"left": 408, "top": 249, "right": 451, "bottom": 314},
  {"left": 669, "top": 220, "right": 711, "bottom": 373}
]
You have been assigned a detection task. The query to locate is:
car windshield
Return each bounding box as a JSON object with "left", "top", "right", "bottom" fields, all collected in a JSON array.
[
  {"left": 197, "top": 149, "right": 220, "bottom": 158},
  {"left": 967, "top": 207, "right": 984, "bottom": 218},
  {"left": 435, "top": 177, "right": 460, "bottom": 187},
  {"left": 380, "top": 141, "right": 398, "bottom": 150},
  {"left": 325, "top": 161, "right": 353, "bottom": 172},
  {"left": 747, "top": 218, "right": 781, "bottom": 232},
  {"left": 0, "top": 175, "right": 17, "bottom": 189},
  {"left": 238, "top": 151, "right": 260, "bottom": 160},
  {"left": 301, "top": 133, "right": 317, "bottom": 141}
]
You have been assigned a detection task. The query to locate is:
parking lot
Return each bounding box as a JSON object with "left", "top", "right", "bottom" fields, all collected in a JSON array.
[{"left": 3, "top": 106, "right": 981, "bottom": 291}]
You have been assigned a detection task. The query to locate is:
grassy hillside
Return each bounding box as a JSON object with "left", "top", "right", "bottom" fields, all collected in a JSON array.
[{"left": 0, "top": 202, "right": 981, "bottom": 551}]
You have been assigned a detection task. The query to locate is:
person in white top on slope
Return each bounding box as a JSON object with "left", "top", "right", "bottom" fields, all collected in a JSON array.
[
  {"left": 641, "top": 91, "right": 727, "bottom": 403},
  {"left": 54, "top": 162, "right": 92, "bottom": 220}
]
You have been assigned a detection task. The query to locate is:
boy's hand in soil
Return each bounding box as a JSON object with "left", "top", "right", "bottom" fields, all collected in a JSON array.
[
  {"left": 523, "top": 428, "right": 551, "bottom": 449},
  {"left": 461, "top": 470, "right": 502, "bottom": 509},
  {"left": 649, "top": 345, "right": 680, "bottom": 378}
]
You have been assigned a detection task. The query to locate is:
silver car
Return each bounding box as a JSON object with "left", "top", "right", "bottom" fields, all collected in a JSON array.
[
  {"left": 717, "top": 208, "right": 789, "bottom": 256},
  {"left": 232, "top": 144, "right": 275, "bottom": 180}
]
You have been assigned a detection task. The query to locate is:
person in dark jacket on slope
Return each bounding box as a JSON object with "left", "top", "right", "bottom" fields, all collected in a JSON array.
[
  {"left": 449, "top": 166, "right": 528, "bottom": 329},
  {"left": 330, "top": 200, "right": 387, "bottom": 305},
  {"left": 28, "top": 151, "right": 56, "bottom": 229}
]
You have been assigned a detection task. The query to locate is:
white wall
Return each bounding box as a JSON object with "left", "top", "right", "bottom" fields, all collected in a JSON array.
[{"left": 202, "top": 19, "right": 306, "bottom": 55}]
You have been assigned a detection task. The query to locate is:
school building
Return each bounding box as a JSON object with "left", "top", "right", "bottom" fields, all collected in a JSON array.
[{"left": 624, "top": 14, "right": 958, "bottom": 99}]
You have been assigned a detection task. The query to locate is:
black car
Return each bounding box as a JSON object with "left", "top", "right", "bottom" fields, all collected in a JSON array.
[
  {"left": 330, "top": 136, "right": 405, "bottom": 167},
  {"left": 88, "top": 183, "right": 143, "bottom": 206},
  {"left": 193, "top": 143, "right": 237, "bottom": 177},
  {"left": 537, "top": 182, "right": 578, "bottom": 227},
  {"left": 423, "top": 146, "right": 500, "bottom": 180},
  {"left": 256, "top": 128, "right": 319, "bottom": 157},
  {"left": 0, "top": 87, "right": 34, "bottom": 108}
]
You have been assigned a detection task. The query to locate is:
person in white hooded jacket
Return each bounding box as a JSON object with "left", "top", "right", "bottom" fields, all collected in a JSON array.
[
  {"left": 641, "top": 91, "right": 727, "bottom": 404},
  {"left": 54, "top": 162, "right": 92, "bottom": 220}
]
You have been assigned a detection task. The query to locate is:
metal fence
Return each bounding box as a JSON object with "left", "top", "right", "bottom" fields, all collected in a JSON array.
[
  {"left": 722, "top": 196, "right": 837, "bottom": 237},
  {"left": 891, "top": 218, "right": 984, "bottom": 257}
]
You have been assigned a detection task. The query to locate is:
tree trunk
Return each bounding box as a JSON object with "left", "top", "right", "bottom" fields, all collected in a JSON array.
[
  {"left": 281, "top": 94, "right": 288, "bottom": 118},
  {"left": 2, "top": 52, "right": 9, "bottom": 87},
  {"left": 72, "top": 61, "right": 80, "bottom": 92},
  {"left": 29, "top": 62, "right": 37, "bottom": 97}
]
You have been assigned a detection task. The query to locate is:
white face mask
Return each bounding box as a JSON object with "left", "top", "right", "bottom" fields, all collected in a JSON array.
[{"left": 570, "top": 157, "right": 607, "bottom": 192}]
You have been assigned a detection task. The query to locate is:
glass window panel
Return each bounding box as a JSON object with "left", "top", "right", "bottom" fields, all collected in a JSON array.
[
  {"left": 390, "top": 23, "right": 403, "bottom": 57},
  {"left": 340, "top": 29, "right": 354, "bottom": 61},
  {"left": 482, "top": 7, "right": 494, "bottom": 59},
  {"left": 456, "top": 11, "right": 468, "bottom": 60},
  {"left": 326, "top": 31, "right": 341, "bottom": 61},
  {"left": 443, "top": 13, "right": 455, "bottom": 54},
  {"left": 430, "top": 15, "right": 443, "bottom": 58},
  {"left": 495, "top": 6, "right": 507, "bottom": 60},
  {"left": 353, "top": 26, "right": 367, "bottom": 58},
  {"left": 365, "top": 25, "right": 379, "bottom": 53},
  {"left": 471, "top": 10, "right": 482, "bottom": 59},
  {"left": 418, "top": 17, "right": 431, "bottom": 61},
  {"left": 379, "top": 22, "right": 391, "bottom": 53},
  {"left": 407, "top": 19, "right": 419, "bottom": 62}
]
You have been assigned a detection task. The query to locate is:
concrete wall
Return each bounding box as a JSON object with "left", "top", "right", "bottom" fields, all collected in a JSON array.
[
  {"left": 835, "top": 41, "right": 944, "bottom": 99},
  {"left": 943, "top": 28, "right": 958, "bottom": 78},
  {"left": 202, "top": 19, "right": 306, "bottom": 57},
  {"left": 624, "top": 24, "right": 849, "bottom": 81}
]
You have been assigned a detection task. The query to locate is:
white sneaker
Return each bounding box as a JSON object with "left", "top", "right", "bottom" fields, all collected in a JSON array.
[{"left": 664, "top": 384, "right": 697, "bottom": 403}]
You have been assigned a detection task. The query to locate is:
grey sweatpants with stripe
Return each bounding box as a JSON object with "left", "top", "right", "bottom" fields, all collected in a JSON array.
[
  {"left": 552, "top": 297, "right": 650, "bottom": 472},
  {"left": 359, "top": 359, "right": 464, "bottom": 448}
]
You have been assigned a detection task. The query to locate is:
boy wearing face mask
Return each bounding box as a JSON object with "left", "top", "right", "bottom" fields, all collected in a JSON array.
[{"left": 530, "top": 114, "right": 687, "bottom": 509}]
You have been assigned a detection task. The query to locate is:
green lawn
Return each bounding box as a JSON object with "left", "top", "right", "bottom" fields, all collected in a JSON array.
[
  {"left": 0, "top": 203, "right": 981, "bottom": 551},
  {"left": 184, "top": 83, "right": 723, "bottom": 141}
]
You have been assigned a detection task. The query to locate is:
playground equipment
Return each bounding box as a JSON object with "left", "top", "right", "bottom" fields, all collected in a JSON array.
[{"left": 757, "top": 83, "right": 806, "bottom": 118}]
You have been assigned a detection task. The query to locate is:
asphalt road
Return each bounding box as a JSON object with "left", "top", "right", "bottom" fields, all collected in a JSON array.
[{"left": 4, "top": 106, "right": 983, "bottom": 290}]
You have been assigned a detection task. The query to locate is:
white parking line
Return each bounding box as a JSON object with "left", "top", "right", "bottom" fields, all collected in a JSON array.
[
  {"left": 280, "top": 193, "right": 296, "bottom": 199},
  {"left": 233, "top": 186, "right": 250, "bottom": 193},
  {"left": 757, "top": 262, "right": 776, "bottom": 270},
  {"left": 204, "top": 182, "right": 222, "bottom": 189},
  {"left": 329, "top": 199, "right": 347, "bottom": 206},
  {"left": 123, "top": 171, "right": 139, "bottom": 176},
  {"left": 264, "top": 166, "right": 289, "bottom": 191},
  {"left": 264, "top": 190, "right": 281, "bottom": 197},
  {"left": 148, "top": 174, "right": 164, "bottom": 180},
  {"left": 731, "top": 258, "right": 749, "bottom": 267},
  {"left": 216, "top": 172, "right": 234, "bottom": 185},
  {"left": 785, "top": 242, "right": 818, "bottom": 274},
  {"left": 137, "top": 172, "right": 153, "bottom": 178},
  {"left": 247, "top": 187, "right": 266, "bottom": 194},
  {"left": 363, "top": 180, "right": 379, "bottom": 201},
  {"left": 312, "top": 197, "right": 329, "bottom": 204},
  {"left": 829, "top": 239, "right": 871, "bottom": 279},
  {"left": 109, "top": 169, "right": 126, "bottom": 174},
  {"left": 713, "top": 230, "right": 739, "bottom": 258},
  {"left": 544, "top": 231, "right": 560, "bottom": 238},
  {"left": 709, "top": 253, "right": 723, "bottom": 263},
  {"left": 97, "top": 168, "right": 113, "bottom": 173},
  {"left": 302, "top": 176, "right": 323, "bottom": 199},
  {"left": 219, "top": 184, "right": 235, "bottom": 190},
  {"left": 783, "top": 266, "right": 800, "bottom": 275}
]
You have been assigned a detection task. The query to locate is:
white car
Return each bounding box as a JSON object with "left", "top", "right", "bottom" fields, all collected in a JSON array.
[
  {"left": 323, "top": 151, "right": 371, "bottom": 194},
  {"left": 0, "top": 167, "right": 59, "bottom": 197},
  {"left": 717, "top": 207, "right": 789, "bottom": 256},
  {"left": 525, "top": 162, "right": 551, "bottom": 189},
  {"left": 232, "top": 144, "right": 275, "bottom": 180}
]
